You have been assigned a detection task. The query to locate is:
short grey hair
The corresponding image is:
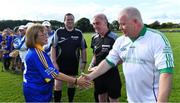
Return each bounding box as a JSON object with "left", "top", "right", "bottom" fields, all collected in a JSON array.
[
  {"left": 93, "top": 13, "right": 108, "bottom": 25},
  {"left": 121, "top": 7, "right": 143, "bottom": 23}
]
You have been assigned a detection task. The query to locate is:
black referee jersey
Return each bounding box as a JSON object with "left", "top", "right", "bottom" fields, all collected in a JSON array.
[
  {"left": 91, "top": 31, "right": 118, "bottom": 66},
  {"left": 53, "top": 28, "right": 87, "bottom": 75}
]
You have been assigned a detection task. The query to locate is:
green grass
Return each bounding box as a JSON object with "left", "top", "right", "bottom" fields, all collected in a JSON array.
[
  {"left": 0, "top": 66, "right": 24, "bottom": 102},
  {"left": 164, "top": 32, "right": 180, "bottom": 102},
  {"left": 0, "top": 32, "right": 180, "bottom": 102}
]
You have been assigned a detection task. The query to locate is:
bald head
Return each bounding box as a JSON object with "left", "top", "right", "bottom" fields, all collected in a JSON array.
[{"left": 119, "top": 7, "right": 143, "bottom": 23}]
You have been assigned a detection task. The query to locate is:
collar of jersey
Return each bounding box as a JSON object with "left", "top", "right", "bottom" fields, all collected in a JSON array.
[
  {"left": 98, "top": 30, "right": 111, "bottom": 38},
  {"left": 35, "top": 44, "right": 44, "bottom": 51},
  {"left": 130, "top": 25, "right": 147, "bottom": 42},
  {"left": 139, "top": 25, "right": 146, "bottom": 36},
  {"left": 65, "top": 27, "right": 75, "bottom": 32}
]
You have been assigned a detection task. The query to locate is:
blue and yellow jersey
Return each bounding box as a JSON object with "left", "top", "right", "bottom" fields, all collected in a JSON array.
[
  {"left": 23, "top": 47, "right": 59, "bottom": 102},
  {"left": 0, "top": 34, "right": 2, "bottom": 49},
  {"left": 2, "top": 35, "right": 13, "bottom": 58}
]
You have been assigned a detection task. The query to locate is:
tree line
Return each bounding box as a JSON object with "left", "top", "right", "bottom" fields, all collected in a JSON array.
[{"left": 0, "top": 18, "right": 180, "bottom": 32}]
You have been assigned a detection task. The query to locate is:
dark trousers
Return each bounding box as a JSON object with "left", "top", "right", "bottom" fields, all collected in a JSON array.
[{"left": 3, "top": 58, "right": 11, "bottom": 70}]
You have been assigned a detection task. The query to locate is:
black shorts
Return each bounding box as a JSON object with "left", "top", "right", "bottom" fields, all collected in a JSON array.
[
  {"left": 58, "top": 67, "right": 78, "bottom": 75},
  {"left": 94, "top": 67, "right": 122, "bottom": 99},
  {"left": 57, "top": 59, "right": 79, "bottom": 75}
]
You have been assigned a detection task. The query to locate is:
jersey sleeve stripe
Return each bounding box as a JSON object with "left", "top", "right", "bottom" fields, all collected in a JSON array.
[
  {"left": 148, "top": 28, "right": 174, "bottom": 68},
  {"left": 105, "top": 58, "right": 115, "bottom": 67},
  {"left": 159, "top": 67, "right": 173, "bottom": 74}
]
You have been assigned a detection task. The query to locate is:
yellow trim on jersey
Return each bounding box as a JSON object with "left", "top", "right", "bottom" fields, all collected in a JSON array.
[
  {"left": 35, "top": 48, "right": 58, "bottom": 83},
  {"left": 35, "top": 44, "right": 44, "bottom": 51}
]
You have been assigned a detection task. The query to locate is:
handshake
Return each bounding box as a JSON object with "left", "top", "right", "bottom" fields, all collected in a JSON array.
[{"left": 74, "top": 67, "right": 97, "bottom": 89}]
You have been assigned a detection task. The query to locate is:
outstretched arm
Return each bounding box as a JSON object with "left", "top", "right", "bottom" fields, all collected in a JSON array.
[
  {"left": 55, "top": 73, "right": 91, "bottom": 88},
  {"left": 87, "top": 59, "right": 112, "bottom": 80}
]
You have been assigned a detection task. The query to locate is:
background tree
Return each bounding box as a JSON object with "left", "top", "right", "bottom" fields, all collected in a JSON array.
[
  {"left": 75, "top": 17, "right": 93, "bottom": 32},
  {"left": 149, "top": 20, "right": 161, "bottom": 29},
  {"left": 49, "top": 20, "right": 64, "bottom": 30},
  {"left": 0, "top": 20, "right": 31, "bottom": 31},
  {"left": 111, "top": 20, "right": 119, "bottom": 31}
]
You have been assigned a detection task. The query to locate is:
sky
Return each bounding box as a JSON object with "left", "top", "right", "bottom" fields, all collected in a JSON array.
[{"left": 0, "top": 0, "right": 180, "bottom": 24}]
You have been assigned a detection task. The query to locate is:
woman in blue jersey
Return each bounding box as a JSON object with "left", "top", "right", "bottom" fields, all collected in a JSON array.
[{"left": 23, "top": 24, "right": 90, "bottom": 102}]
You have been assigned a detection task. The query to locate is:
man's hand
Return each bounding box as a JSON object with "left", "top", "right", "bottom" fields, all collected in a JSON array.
[{"left": 76, "top": 75, "right": 92, "bottom": 88}]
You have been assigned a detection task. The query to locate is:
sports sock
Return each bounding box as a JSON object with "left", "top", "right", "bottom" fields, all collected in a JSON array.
[
  {"left": 94, "top": 91, "right": 99, "bottom": 102},
  {"left": 68, "top": 88, "right": 75, "bottom": 102},
  {"left": 54, "top": 90, "right": 62, "bottom": 102}
]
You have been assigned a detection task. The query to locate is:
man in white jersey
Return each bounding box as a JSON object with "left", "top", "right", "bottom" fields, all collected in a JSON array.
[
  {"left": 18, "top": 22, "right": 34, "bottom": 71},
  {"left": 85, "top": 7, "right": 174, "bottom": 102}
]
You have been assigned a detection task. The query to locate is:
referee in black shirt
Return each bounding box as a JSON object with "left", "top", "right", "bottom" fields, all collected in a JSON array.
[
  {"left": 88, "top": 14, "right": 122, "bottom": 102},
  {"left": 51, "top": 13, "right": 87, "bottom": 102}
]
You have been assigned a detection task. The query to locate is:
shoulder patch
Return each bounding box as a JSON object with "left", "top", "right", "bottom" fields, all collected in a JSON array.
[
  {"left": 75, "top": 28, "right": 83, "bottom": 34},
  {"left": 107, "top": 32, "right": 118, "bottom": 40}
]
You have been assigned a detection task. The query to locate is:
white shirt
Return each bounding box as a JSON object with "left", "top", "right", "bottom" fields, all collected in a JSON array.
[
  {"left": 18, "top": 36, "right": 27, "bottom": 63},
  {"left": 43, "top": 34, "right": 54, "bottom": 56},
  {"left": 106, "top": 27, "right": 174, "bottom": 102}
]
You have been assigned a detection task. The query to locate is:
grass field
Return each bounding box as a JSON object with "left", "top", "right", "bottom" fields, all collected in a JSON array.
[{"left": 0, "top": 32, "right": 180, "bottom": 102}]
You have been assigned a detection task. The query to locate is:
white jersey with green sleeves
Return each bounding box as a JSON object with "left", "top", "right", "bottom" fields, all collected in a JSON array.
[{"left": 106, "top": 26, "right": 174, "bottom": 102}]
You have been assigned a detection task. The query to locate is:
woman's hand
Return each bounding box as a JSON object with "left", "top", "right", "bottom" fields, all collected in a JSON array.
[{"left": 76, "top": 75, "right": 92, "bottom": 88}]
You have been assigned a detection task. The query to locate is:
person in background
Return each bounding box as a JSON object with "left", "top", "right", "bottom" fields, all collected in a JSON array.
[
  {"left": 11, "top": 25, "right": 25, "bottom": 71},
  {"left": 85, "top": 7, "right": 174, "bottom": 102},
  {"left": 1, "top": 29, "right": 13, "bottom": 71},
  {"left": 10, "top": 26, "right": 20, "bottom": 72},
  {"left": 17, "top": 22, "right": 34, "bottom": 71},
  {"left": 88, "top": 13, "right": 121, "bottom": 102},
  {"left": 42, "top": 20, "right": 55, "bottom": 56},
  {"left": 0, "top": 32, "right": 3, "bottom": 63},
  {"left": 51, "top": 13, "right": 87, "bottom": 102},
  {"left": 23, "top": 24, "right": 90, "bottom": 102}
]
